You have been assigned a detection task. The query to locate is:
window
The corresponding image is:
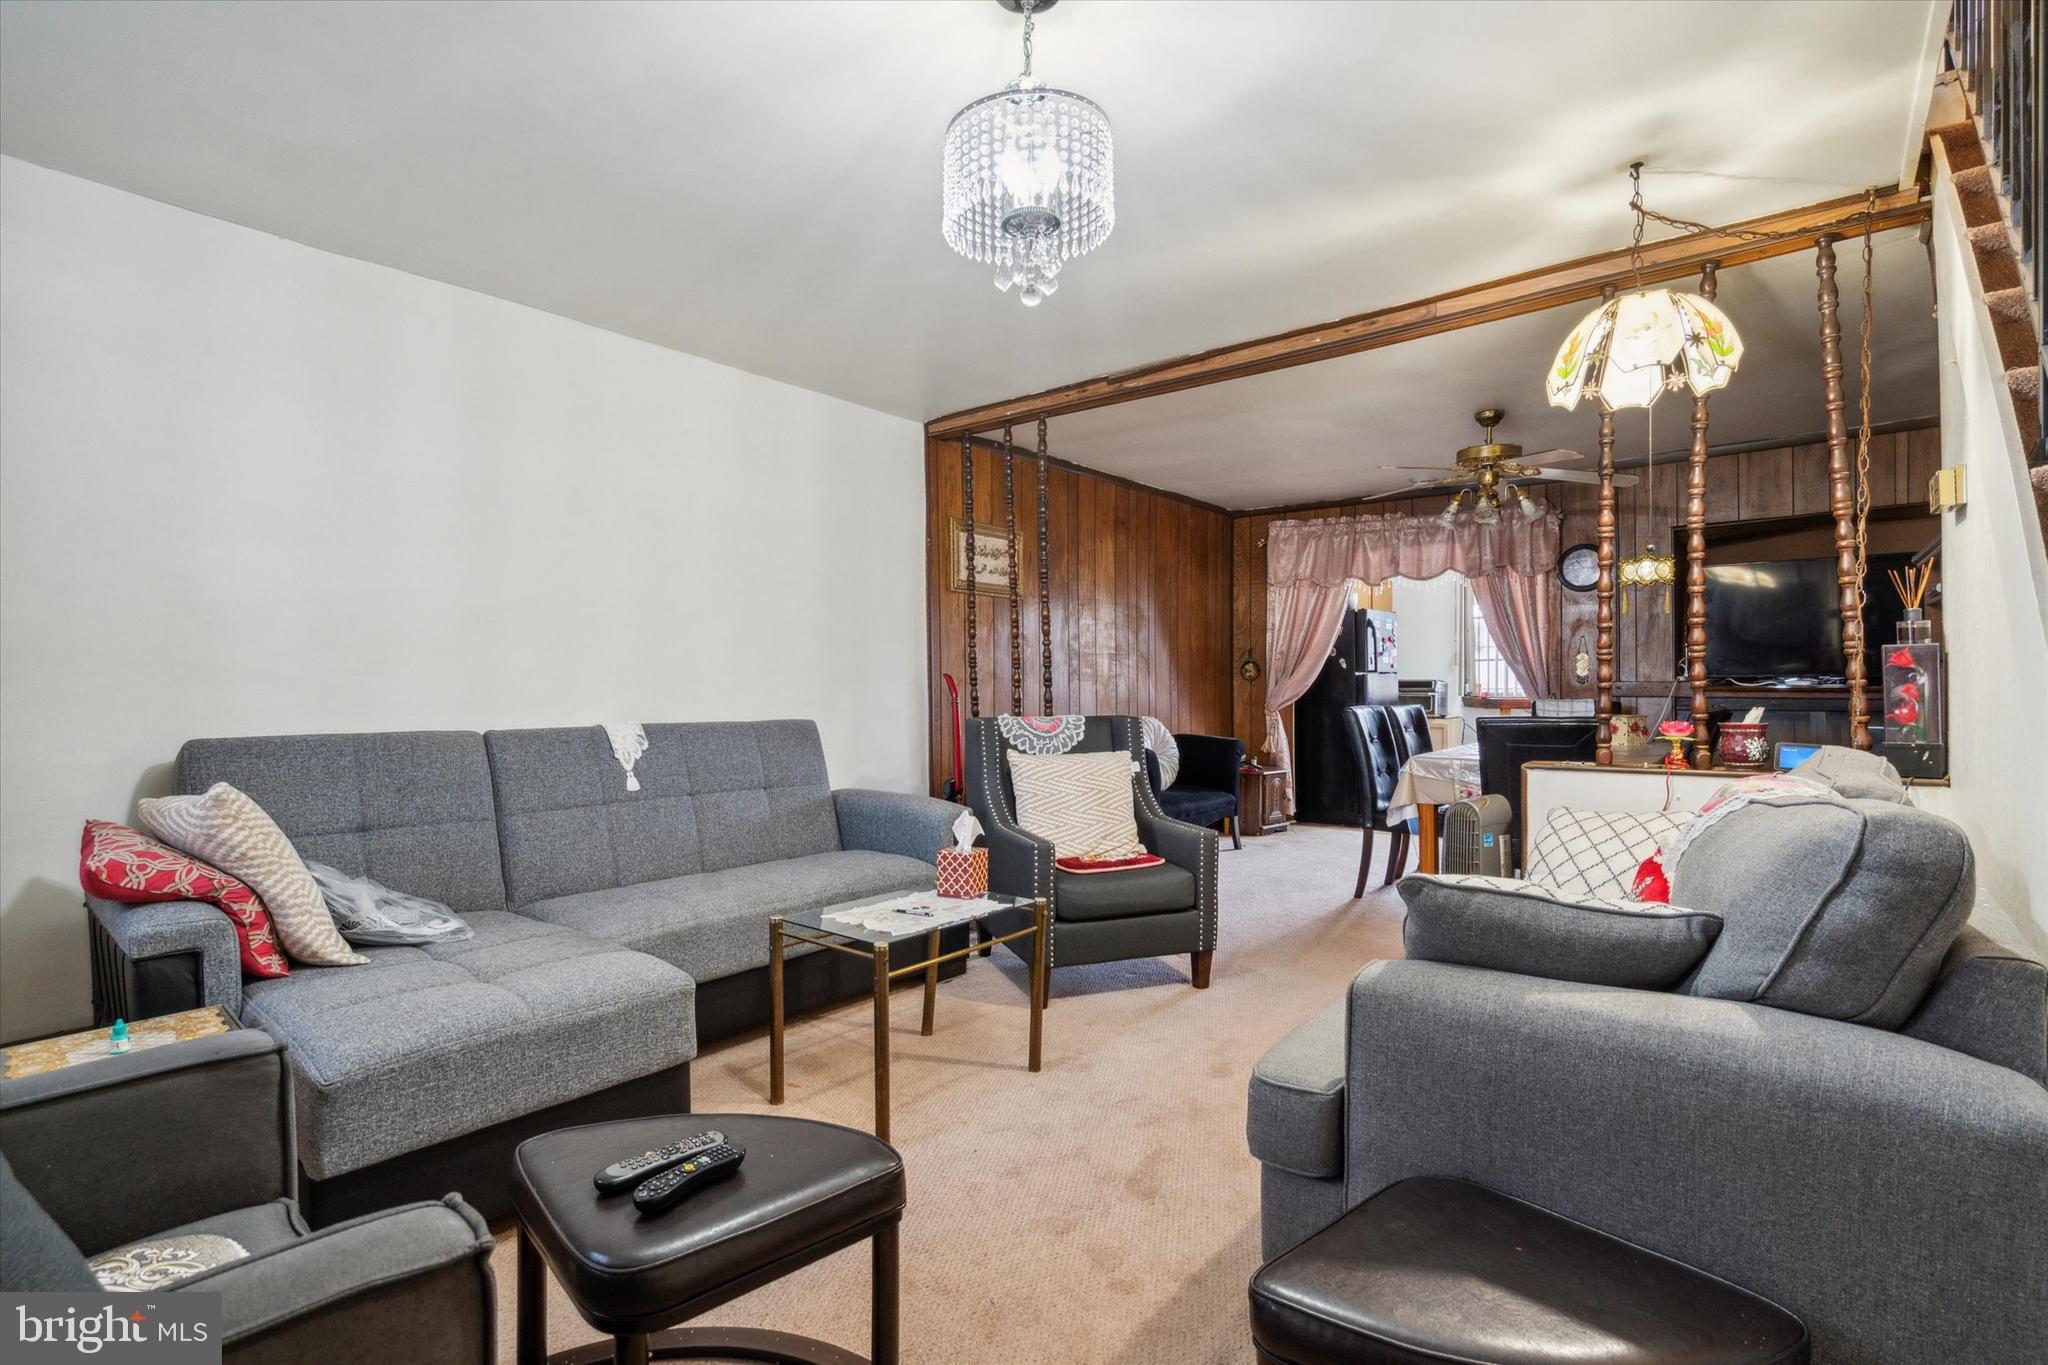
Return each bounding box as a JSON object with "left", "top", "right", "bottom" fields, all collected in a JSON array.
[{"left": 1463, "top": 585, "right": 1524, "bottom": 702}]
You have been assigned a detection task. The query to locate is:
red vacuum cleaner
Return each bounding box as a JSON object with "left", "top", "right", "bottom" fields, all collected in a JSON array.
[{"left": 942, "top": 673, "right": 966, "bottom": 802}]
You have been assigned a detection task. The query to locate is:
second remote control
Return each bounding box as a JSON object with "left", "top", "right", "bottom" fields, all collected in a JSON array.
[
  {"left": 632, "top": 1141, "right": 745, "bottom": 1215},
  {"left": 593, "top": 1131, "right": 726, "bottom": 1194}
]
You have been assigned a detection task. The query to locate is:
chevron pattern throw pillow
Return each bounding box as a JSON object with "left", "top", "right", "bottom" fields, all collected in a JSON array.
[
  {"left": 140, "top": 783, "right": 365, "bottom": 967},
  {"left": 1006, "top": 750, "right": 1147, "bottom": 862}
]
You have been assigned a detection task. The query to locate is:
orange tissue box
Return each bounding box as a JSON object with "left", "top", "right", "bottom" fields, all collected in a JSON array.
[{"left": 935, "top": 846, "right": 988, "bottom": 899}]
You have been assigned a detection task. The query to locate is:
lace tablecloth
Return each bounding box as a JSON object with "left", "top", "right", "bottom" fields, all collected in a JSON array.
[{"left": 1388, "top": 741, "right": 1480, "bottom": 824}]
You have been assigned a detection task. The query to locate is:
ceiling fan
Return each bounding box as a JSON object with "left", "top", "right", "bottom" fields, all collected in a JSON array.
[{"left": 1374, "top": 408, "right": 1636, "bottom": 524}]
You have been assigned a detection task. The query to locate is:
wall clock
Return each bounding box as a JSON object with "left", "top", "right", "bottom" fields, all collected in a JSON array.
[{"left": 1558, "top": 543, "right": 1600, "bottom": 592}]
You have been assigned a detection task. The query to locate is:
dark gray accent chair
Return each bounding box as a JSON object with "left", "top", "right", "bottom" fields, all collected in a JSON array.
[
  {"left": 966, "top": 715, "right": 1219, "bottom": 998},
  {"left": 83, "top": 721, "right": 959, "bottom": 1226},
  {"left": 1145, "top": 732, "right": 1245, "bottom": 849},
  {"left": 1246, "top": 797, "right": 2048, "bottom": 1364},
  {"left": 0, "top": 1030, "right": 495, "bottom": 1363}
]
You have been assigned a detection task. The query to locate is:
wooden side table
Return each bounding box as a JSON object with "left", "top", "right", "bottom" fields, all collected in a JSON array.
[{"left": 1238, "top": 764, "right": 1291, "bottom": 837}]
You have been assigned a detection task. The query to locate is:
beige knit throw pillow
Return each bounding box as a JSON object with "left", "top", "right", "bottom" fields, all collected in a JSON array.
[
  {"left": 140, "top": 783, "right": 365, "bottom": 967},
  {"left": 1005, "top": 750, "right": 1147, "bottom": 861}
]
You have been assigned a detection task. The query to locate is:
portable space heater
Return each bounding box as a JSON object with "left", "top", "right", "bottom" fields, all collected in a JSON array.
[{"left": 1442, "top": 795, "right": 1513, "bottom": 875}]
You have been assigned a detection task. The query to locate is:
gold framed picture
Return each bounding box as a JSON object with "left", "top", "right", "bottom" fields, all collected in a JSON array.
[{"left": 947, "top": 517, "right": 1017, "bottom": 596}]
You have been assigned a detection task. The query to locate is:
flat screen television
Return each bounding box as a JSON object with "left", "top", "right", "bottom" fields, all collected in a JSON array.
[{"left": 1691, "top": 553, "right": 1912, "bottom": 684}]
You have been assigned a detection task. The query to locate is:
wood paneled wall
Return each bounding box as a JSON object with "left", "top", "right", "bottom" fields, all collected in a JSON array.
[
  {"left": 1228, "top": 422, "right": 1940, "bottom": 755},
  {"left": 923, "top": 437, "right": 1233, "bottom": 795},
  {"left": 923, "top": 421, "right": 1936, "bottom": 787}
]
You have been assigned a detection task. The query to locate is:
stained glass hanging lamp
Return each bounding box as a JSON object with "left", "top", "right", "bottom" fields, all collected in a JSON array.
[{"left": 1546, "top": 164, "right": 1744, "bottom": 412}]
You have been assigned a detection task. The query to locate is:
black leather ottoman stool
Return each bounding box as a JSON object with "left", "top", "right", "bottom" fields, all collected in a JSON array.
[
  {"left": 514, "top": 1113, "right": 905, "bottom": 1365},
  {"left": 1250, "top": 1177, "right": 1808, "bottom": 1365}
]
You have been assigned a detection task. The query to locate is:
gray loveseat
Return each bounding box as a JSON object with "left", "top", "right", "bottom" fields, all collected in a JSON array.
[
  {"left": 1246, "top": 793, "right": 2048, "bottom": 1364},
  {"left": 85, "top": 721, "right": 956, "bottom": 1224}
]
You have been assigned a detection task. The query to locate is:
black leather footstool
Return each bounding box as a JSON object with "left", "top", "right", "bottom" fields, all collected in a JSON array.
[
  {"left": 1250, "top": 1178, "right": 1808, "bottom": 1365},
  {"left": 514, "top": 1113, "right": 905, "bottom": 1365}
]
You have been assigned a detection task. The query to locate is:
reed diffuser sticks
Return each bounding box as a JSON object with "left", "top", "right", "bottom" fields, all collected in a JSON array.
[{"left": 1887, "top": 558, "right": 1935, "bottom": 611}]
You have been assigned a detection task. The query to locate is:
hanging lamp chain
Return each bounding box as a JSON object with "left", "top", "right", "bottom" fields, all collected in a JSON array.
[
  {"left": 1622, "top": 162, "right": 1892, "bottom": 266},
  {"left": 1628, "top": 161, "right": 1647, "bottom": 291},
  {"left": 1020, "top": 0, "right": 1036, "bottom": 79},
  {"left": 1852, "top": 187, "right": 1878, "bottom": 610}
]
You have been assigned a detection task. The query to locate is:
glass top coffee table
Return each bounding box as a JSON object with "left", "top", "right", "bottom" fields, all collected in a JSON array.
[{"left": 768, "top": 891, "right": 1047, "bottom": 1143}]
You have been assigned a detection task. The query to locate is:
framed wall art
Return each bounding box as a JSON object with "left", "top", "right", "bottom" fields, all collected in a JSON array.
[{"left": 947, "top": 517, "right": 1017, "bottom": 596}]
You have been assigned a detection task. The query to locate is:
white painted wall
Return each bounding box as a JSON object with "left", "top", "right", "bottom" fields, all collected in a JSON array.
[
  {"left": 1917, "top": 150, "right": 2048, "bottom": 954},
  {"left": 1391, "top": 575, "right": 1467, "bottom": 732},
  {"left": 0, "top": 157, "right": 929, "bottom": 1041}
]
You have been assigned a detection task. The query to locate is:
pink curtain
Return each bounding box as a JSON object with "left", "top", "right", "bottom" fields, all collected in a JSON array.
[
  {"left": 1470, "top": 567, "right": 1561, "bottom": 700},
  {"left": 1261, "top": 580, "right": 1352, "bottom": 813},
  {"left": 1261, "top": 505, "right": 1564, "bottom": 809},
  {"left": 1266, "top": 506, "right": 1562, "bottom": 589}
]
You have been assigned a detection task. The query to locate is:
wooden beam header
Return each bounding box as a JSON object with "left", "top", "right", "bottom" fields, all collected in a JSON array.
[{"left": 926, "top": 186, "right": 1930, "bottom": 440}]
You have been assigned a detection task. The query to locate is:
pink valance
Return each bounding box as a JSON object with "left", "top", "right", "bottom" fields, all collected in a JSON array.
[{"left": 1265, "top": 504, "right": 1563, "bottom": 590}]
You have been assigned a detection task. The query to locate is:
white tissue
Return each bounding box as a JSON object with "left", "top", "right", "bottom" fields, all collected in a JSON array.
[
  {"left": 951, "top": 809, "right": 983, "bottom": 854},
  {"left": 1741, "top": 706, "right": 1765, "bottom": 724}
]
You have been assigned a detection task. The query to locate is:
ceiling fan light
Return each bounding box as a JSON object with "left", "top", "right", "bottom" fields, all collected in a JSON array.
[{"left": 1517, "top": 490, "right": 1541, "bottom": 521}]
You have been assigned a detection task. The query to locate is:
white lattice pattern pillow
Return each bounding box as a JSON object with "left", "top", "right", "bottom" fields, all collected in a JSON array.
[{"left": 1524, "top": 808, "right": 1690, "bottom": 900}]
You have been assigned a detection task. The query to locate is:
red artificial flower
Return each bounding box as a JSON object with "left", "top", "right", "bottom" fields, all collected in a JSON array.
[
  {"left": 1896, "top": 680, "right": 1921, "bottom": 703},
  {"left": 1887, "top": 648, "right": 1914, "bottom": 668},
  {"left": 1889, "top": 697, "right": 1920, "bottom": 726}
]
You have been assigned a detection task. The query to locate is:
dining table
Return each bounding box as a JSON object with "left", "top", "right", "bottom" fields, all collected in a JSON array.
[{"left": 1387, "top": 740, "right": 1481, "bottom": 875}]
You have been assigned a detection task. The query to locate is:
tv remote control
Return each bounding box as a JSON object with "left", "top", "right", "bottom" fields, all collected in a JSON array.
[
  {"left": 631, "top": 1141, "right": 745, "bottom": 1215},
  {"left": 593, "top": 1130, "right": 726, "bottom": 1195}
]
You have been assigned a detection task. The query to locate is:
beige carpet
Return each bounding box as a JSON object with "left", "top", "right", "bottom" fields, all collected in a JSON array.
[{"left": 490, "top": 824, "right": 1406, "bottom": 1363}]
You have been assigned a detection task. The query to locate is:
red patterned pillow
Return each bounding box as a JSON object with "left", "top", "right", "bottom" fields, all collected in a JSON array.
[{"left": 80, "top": 820, "right": 289, "bottom": 979}]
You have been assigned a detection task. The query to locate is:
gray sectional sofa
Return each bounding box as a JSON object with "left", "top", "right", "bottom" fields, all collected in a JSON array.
[{"left": 86, "top": 721, "right": 958, "bottom": 1224}]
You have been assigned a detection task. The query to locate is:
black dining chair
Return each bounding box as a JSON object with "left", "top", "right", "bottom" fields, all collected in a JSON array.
[
  {"left": 1389, "top": 704, "right": 1434, "bottom": 766},
  {"left": 1342, "top": 704, "right": 1409, "bottom": 898},
  {"left": 1387, "top": 703, "right": 1439, "bottom": 872}
]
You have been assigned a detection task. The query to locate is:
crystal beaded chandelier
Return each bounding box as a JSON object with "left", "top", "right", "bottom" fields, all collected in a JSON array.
[{"left": 942, "top": 0, "right": 1115, "bottom": 306}]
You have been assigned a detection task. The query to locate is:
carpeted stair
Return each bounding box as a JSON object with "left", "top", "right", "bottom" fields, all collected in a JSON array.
[{"left": 1929, "top": 120, "right": 2043, "bottom": 475}]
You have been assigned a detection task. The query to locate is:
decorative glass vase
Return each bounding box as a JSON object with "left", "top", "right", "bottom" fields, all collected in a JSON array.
[{"left": 1882, "top": 609, "right": 1945, "bottom": 777}]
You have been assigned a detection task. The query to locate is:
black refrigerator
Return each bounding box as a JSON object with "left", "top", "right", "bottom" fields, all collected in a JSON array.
[{"left": 1294, "top": 607, "right": 1399, "bottom": 826}]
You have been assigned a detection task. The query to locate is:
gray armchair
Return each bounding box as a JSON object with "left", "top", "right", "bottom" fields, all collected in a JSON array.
[
  {"left": 0, "top": 1029, "right": 495, "bottom": 1364},
  {"left": 1246, "top": 927, "right": 2048, "bottom": 1365},
  {"left": 966, "top": 715, "right": 1219, "bottom": 998}
]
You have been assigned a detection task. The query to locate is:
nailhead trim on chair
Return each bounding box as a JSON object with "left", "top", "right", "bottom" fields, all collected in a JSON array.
[
  {"left": 1122, "top": 721, "right": 1219, "bottom": 954},
  {"left": 979, "top": 721, "right": 1058, "bottom": 970}
]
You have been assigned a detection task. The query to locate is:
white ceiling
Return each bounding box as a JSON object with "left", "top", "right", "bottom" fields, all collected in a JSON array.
[
  {"left": 1047, "top": 227, "right": 1940, "bottom": 510},
  {"left": 0, "top": 0, "right": 1944, "bottom": 427}
]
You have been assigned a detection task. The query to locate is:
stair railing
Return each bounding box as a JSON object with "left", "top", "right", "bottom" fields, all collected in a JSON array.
[{"left": 1950, "top": 0, "right": 2044, "bottom": 443}]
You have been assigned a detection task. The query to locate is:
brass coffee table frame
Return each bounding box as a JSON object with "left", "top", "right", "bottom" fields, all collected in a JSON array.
[{"left": 767, "top": 898, "right": 1048, "bottom": 1143}]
